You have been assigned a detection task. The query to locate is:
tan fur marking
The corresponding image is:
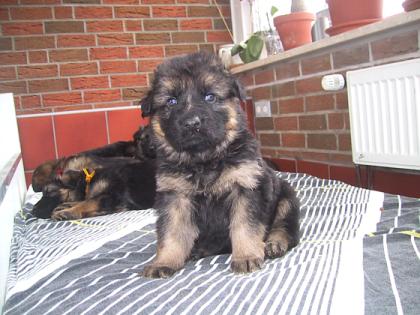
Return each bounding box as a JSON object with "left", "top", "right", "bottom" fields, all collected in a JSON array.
[
  {"left": 151, "top": 117, "right": 165, "bottom": 138},
  {"left": 210, "top": 161, "right": 262, "bottom": 195},
  {"left": 152, "top": 196, "right": 198, "bottom": 269},
  {"left": 230, "top": 194, "right": 265, "bottom": 261},
  {"left": 276, "top": 199, "right": 291, "bottom": 220},
  {"left": 157, "top": 174, "right": 193, "bottom": 194},
  {"left": 88, "top": 179, "right": 109, "bottom": 198}
]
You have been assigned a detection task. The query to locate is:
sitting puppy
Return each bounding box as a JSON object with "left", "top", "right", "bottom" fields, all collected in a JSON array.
[
  {"left": 31, "top": 124, "right": 156, "bottom": 192},
  {"left": 140, "top": 51, "right": 300, "bottom": 278},
  {"left": 32, "top": 160, "right": 156, "bottom": 220}
]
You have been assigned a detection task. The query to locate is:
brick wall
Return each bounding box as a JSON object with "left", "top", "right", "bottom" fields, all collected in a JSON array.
[
  {"left": 235, "top": 21, "right": 420, "bottom": 197},
  {"left": 0, "top": 0, "right": 232, "bottom": 114},
  {"left": 0, "top": 0, "right": 232, "bottom": 185}
]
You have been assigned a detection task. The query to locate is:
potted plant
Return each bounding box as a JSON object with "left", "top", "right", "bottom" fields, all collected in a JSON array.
[
  {"left": 272, "top": 0, "right": 315, "bottom": 50},
  {"left": 402, "top": 0, "right": 420, "bottom": 12},
  {"left": 325, "top": 0, "right": 383, "bottom": 36},
  {"left": 230, "top": 32, "right": 265, "bottom": 64}
]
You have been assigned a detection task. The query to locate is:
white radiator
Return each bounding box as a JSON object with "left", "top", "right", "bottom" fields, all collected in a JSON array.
[{"left": 347, "top": 58, "right": 420, "bottom": 170}]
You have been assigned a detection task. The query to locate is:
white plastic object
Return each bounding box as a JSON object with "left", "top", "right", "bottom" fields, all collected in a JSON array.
[{"left": 321, "top": 74, "right": 346, "bottom": 91}]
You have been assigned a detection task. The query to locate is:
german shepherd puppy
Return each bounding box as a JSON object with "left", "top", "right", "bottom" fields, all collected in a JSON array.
[
  {"left": 140, "top": 51, "right": 300, "bottom": 277},
  {"left": 31, "top": 125, "right": 156, "bottom": 192},
  {"left": 32, "top": 160, "right": 156, "bottom": 220}
]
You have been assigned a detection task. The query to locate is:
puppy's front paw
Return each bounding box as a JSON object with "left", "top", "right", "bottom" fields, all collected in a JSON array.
[
  {"left": 141, "top": 265, "right": 177, "bottom": 278},
  {"left": 51, "top": 209, "right": 80, "bottom": 221},
  {"left": 231, "top": 257, "right": 263, "bottom": 274},
  {"left": 264, "top": 240, "right": 288, "bottom": 259}
]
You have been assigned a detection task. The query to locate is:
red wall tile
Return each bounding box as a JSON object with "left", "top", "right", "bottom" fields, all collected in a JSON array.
[
  {"left": 297, "top": 160, "right": 329, "bottom": 179},
  {"left": 329, "top": 165, "right": 357, "bottom": 186},
  {"left": 17, "top": 116, "right": 56, "bottom": 170},
  {"left": 54, "top": 111, "right": 108, "bottom": 157},
  {"left": 107, "top": 108, "right": 148, "bottom": 142}
]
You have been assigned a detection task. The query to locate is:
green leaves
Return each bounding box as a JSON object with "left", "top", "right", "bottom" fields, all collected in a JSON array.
[
  {"left": 271, "top": 6, "right": 278, "bottom": 16},
  {"left": 230, "top": 34, "right": 264, "bottom": 64}
]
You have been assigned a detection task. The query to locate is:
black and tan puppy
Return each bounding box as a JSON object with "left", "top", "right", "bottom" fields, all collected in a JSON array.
[
  {"left": 31, "top": 125, "right": 156, "bottom": 192},
  {"left": 32, "top": 160, "right": 156, "bottom": 220},
  {"left": 140, "top": 51, "right": 300, "bottom": 278}
]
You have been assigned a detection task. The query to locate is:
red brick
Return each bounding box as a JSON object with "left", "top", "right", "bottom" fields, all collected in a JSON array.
[
  {"left": 0, "top": 66, "right": 16, "bottom": 80},
  {"left": 111, "top": 74, "right": 148, "bottom": 87},
  {"left": 306, "top": 94, "right": 334, "bottom": 112},
  {"left": 138, "top": 59, "right": 163, "bottom": 72},
  {"left": 199, "top": 43, "right": 215, "bottom": 53},
  {"left": 45, "top": 21, "right": 84, "bottom": 34},
  {"left": 93, "top": 101, "right": 131, "bottom": 109},
  {"left": 125, "top": 20, "right": 142, "bottom": 31},
  {"left": 18, "top": 65, "right": 58, "bottom": 79},
  {"left": 60, "top": 62, "right": 98, "bottom": 76},
  {"left": 299, "top": 114, "right": 327, "bottom": 130},
  {"left": 180, "top": 18, "right": 212, "bottom": 30},
  {"left": 178, "top": 0, "right": 210, "bottom": 3},
  {"left": 143, "top": 19, "right": 178, "bottom": 31},
  {"left": 153, "top": 6, "right": 186, "bottom": 17},
  {"left": 100, "top": 60, "right": 137, "bottom": 73},
  {"left": 307, "top": 133, "right": 337, "bottom": 150},
  {"left": 21, "top": 95, "right": 41, "bottom": 109},
  {"left": 301, "top": 54, "right": 331, "bottom": 75},
  {"left": 20, "top": 0, "right": 60, "bottom": 4},
  {"left": 90, "top": 47, "right": 127, "bottom": 60},
  {"left": 255, "top": 117, "right": 274, "bottom": 130},
  {"left": 172, "top": 31, "right": 204, "bottom": 43},
  {"left": 188, "top": 6, "right": 219, "bottom": 17},
  {"left": 335, "top": 92, "right": 348, "bottom": 109},
  {"left": 71, "top": 76, "right": 109, "bottom": 90},
  {"left": 254, "top": 69, "right": 275, "bottom": 85},
  {"left": 54, "top": 6, "right": 72, "bottom": 19},
  {"left": 43, "top": 92, "right": 82, "bottom": 106},
  {"left": 122, "top": 87, "right": 148, "bottom": 100},
  {"left": 0, "top": 1, "right": 16, "bottom": 5},
  {"left": 53, "top": 104, "right": 93, "bottom": 112},
  {"left": 328, "top": 112, "right": 345, "bottom": 130},
  {"left": 0, "top": 8, "right": 9, "bottom": 21},
  {"left": 0, "top": 81, "right": 27, "bottom": 94},
  {"left": 0, "top": 52, "right": 26, "bottom": 65},
  {"left": 329, "top": 153, "right": 352, "bottom": 165},
  {"left": 115, "top": 6, "right": 150, "bottom": 18},
  {"left": 282, "top": 133, "right": 305, "bottom": 148},
  {"left": 136, "top": 32, "right": 170, "bottom": 44},
  {"left": 75, "top": 6, "right": 113, "bottom": 19},
  {"left": 2, "top": 22, "right": 43, "bottom": 35},
  {"left": 57, "top": 35, "right": 96, "bottom": 48},
  {"left": 84, "top": 89, "right": 121, "bottom": 103},
  {"left": 49, "top": 49, "right": 88, "bottom": 62},
  {"left": 278, "top": 97, "right": 304, "bottom": 114},
  {"left": 29, "top": 51, "right": 47, "bottom": 63},
  {"left": 97, "top": 33, "right": 134, "bottom": 46},
  {"left": 238, "top": 73, "right": 253, "bottom": 87},
  {"left": 259, "top": 133, "right": 280, "bottom": 147},
  {"left": 207, "top": 30, "right": 231, "bottom": 43},
  {"left": 274, "top": 116, "right": 298, "bottom": 131},
  {"left": 10, "top": 7, "right": 52, "bottom": 20},
  {"left": 28, "top": 79, "right": 68, "bottom": 93},
  {"left": 333, "top": 44, "right": 369, "bottom": 69},
  {"left": 0, "top": 37, "right": 12, "bottom": 51},
  {"left": 338, "top": 133, "right": 352, "bottom": 151},
  {"left": 296, "top": 77, "right": 322, "bottom": 94},
  {"left": 371, "top": 30, "right": 418, "bottom": 60},
  {"left": 129, "top": 46, "right": 164, "bottom": 58},
  {"left": 275, "top": 61, "right": 299, "bottom": 80},
  {"left": 104, "top": 0, "right": 139, "bottom": 3},
  {"left": 272, "top": 82, "right": 295, "bottom": 98},
  {"left": 87, "top": 21, "right": 123, "bottom": 32},
  {"left": 15, "top": 36, "right": 55, "bottom": 50},
  {"left": 251, "top": 86, "right": 270, "bottom": 101}
]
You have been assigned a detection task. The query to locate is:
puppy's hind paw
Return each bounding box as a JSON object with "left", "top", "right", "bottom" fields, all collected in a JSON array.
[
  {"left": 141, "top": 265, "right": 177, "bottom": 279},
  {"left": 264, "top": 240, "right": 288, "bottom": 259},
  {"left": 231, "top": 257, "right": 264, "bottom": 274}
]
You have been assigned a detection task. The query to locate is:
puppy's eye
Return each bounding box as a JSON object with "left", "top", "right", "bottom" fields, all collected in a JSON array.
[
  {"left": 204, "top": 93, "right": 216, "bottom": 103},
  {"left": 167, "top": 97, "right": 178, "bottom": 106}
]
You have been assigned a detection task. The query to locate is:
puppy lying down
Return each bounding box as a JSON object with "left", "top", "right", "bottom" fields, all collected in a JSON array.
[{"left": 140, "top": 51, "right": 300, "bottom": 277}]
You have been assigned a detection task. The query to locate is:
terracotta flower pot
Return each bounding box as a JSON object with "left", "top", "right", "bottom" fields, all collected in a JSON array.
[
  {"left": 402, "top": 0, "right": 420, "bottom": 11},
  {"left": 273, "top": 11, "right": 315, "bottom": 51},
  {"left": 326, "top": 0, "right": 383, "bottom": 36}
]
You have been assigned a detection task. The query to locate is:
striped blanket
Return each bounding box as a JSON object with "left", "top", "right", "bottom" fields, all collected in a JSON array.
[{"left": 4, "top": 173, "right": 420, "bottom": 314}]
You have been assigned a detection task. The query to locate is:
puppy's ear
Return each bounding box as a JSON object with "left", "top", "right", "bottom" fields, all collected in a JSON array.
[
  {"left": 233, "top": 77, "right": 246, "bottom": 101},
  {"left": 140, "top": 90, "right": 154, "bottom": 118}
]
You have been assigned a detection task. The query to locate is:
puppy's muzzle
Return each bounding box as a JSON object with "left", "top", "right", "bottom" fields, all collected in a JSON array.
[{"left": 184, "top": 116, "right": 202, "bottom": 133}]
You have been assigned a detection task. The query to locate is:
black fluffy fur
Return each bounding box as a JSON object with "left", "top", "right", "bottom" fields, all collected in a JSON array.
[{"left": 140, "top": 51, "right": 300, "bottom": 278}]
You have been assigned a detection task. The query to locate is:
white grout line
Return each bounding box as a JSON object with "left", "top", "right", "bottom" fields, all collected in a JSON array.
[
  {"left": 104, "top": 111, "right": 110, "bottom": 144},
  {"left": 51, "top": 115, "right": 59, "bottom": 159},
  {"left": 17, "top": 105, "right": 141, "bottom": 119}
]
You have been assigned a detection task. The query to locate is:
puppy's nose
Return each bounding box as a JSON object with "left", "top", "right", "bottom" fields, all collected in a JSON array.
[{"left": 184, "top": 116, "right": 201, "bottom": 130}]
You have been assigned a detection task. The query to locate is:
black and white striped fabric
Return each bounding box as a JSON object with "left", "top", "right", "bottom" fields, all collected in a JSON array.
[{"left": 4, "top": 173, "right": 420, "bottom": 314}]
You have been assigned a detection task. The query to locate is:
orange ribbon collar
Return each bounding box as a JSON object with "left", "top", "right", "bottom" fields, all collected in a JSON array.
[{"left": 83, "top": 168, "right": 95, "bottom": 184}]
